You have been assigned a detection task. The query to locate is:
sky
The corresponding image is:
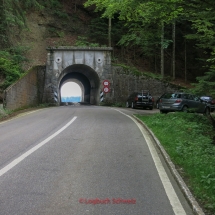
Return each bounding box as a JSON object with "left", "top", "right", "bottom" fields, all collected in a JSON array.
[{"left": 61, "top": 82, "right": 81, "bottom": 97}]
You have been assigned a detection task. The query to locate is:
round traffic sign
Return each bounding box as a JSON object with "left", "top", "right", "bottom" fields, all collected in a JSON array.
[
  {"left": 103, "top": 87, "right": 110, "bottom": 93},
  {"left": 103, "top": 80, "right": 110, "bottom": 86}
]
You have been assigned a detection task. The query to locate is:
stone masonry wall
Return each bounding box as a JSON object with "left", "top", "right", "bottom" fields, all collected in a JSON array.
[
  {"left": 3, "top": 66, "right": 46, "bottom": 110},
  {"left": 104, "top": 66, "right": 182, "bottom": 105}
]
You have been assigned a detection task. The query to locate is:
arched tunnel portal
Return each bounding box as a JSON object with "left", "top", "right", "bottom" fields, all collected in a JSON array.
[{"left": 58, "top": 64, "right": 100, "bottom": 105}]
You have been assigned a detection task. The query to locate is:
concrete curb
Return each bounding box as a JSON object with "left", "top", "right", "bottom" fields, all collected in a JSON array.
[{"left": 133, "top": 115, "right": 205, "bottom": 215}]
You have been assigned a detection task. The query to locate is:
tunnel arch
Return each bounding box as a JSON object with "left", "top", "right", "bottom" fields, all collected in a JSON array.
[{"left": 58, "top": 64, "right": 100, "bottom": 105}]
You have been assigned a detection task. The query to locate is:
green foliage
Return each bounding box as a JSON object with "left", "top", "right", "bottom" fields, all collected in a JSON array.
[
  {"left": 89, "top": 17, "right": 109, "bottom": 42},
  {"left": 0, "top": 107, "right": 13, "bottom": 119},
  {"left": 111, "top": 102, "right": 125, "bottom": 107},
  {"left": 0, "top": 57, "right": 22, "bottom": 89},
  {"left": 40, "top": 0, "right": 61, "bottom": 8},
  {"left": 118, "top": 22, "right": 161, "bottom": 56},
  {"left": 74, "top": 36, "right": 101, "bottom": 47},
  {"left": 48, "top": 27, "right": 65, "bottom": 38},
  {"left": 99, "top": 100, "right": 114, "bottom": 106},
  {"left": 89, "top": 16, "right": 126, "bottom": 45},
  {"left": 191, "top": 67, "right": 215, "bottom": 97},
  {"left": 20, "top": 0, "right": 44, "bottom": 10},
  {"left": 85, "top": 0, "right": 184, "bottom": 24},
  {"left": 0, "top": 0, "right": 62, "bottom": 47},
  {"left": 136, "top": 112, "right": 215, "bottom": 213},
  {"left": 53, "top": 10, "right": 69, "bottom": 19},
  {"left": 113, "top": 63, "right": 163, "bottom": 79},
  {"left": 0, "top": 48, "right": 27, "bottom": 89},
  {"left": 85, "top": 0, "right": 215, "bottom": 94}
]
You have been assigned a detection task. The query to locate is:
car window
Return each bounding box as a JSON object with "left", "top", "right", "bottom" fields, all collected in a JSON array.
[
  {"left": 194, "top": 96, "right": 200, "bottom": 101},
  {"left": 187, "top": 94, "right": 194, "bottom": 100},
  {"left": 181, "top": 94, "right": 188, "bottom": 99},
  {"left": 138, "top": 92, "right": 150, "bottom": 97},
  {"left": 163, "top": 93, "right": 182, "bottom": 99},
  {"left": 201, "top": 96, "right": 211, "bottom": 101}
]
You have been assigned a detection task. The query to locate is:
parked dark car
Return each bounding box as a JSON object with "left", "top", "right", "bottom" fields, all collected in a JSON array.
[
  {"left": 159, "top": 92, "right": 210, "bottom": 114},
  {"left": 200, "top": 96, "right": 215, "bottom": 112},
  {"left": 126, "top": 91, "right": 154, "bottom": 110}
]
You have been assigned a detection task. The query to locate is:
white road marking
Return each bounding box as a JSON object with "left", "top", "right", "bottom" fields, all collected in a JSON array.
[
  {"left": 0, "top": 116, "right": 77, "bottom": 177},
  {"left": 113, "top": 109, "right": 186, "bottom": 215}
]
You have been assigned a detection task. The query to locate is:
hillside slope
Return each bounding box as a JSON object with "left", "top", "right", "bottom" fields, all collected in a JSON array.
[{"left": 13, "top": 4, "right": 93, "bottom": 70}]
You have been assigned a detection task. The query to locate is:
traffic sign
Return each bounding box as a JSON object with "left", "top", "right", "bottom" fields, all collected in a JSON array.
[
  {"left": 103, "top": 80, "right": 110, "bottom": 86},
  {"left": 103, "top": 87, "right": 110, "bottom": 93}
]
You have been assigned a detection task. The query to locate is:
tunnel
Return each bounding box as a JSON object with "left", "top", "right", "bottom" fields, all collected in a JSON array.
[{"left": 58, "top": 64, "right": 101, "bottom": 105}]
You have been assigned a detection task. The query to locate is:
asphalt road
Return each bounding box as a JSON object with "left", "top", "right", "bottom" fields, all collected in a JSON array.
[{"left": 0, "top": 105, "right": 195, "bottom": 215}]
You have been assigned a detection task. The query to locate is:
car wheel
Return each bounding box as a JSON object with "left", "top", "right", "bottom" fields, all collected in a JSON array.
[
  {"left": 149, "top": 106, "right": 153, "bottom": 110},
  {"left": 126, "top": 101, "right": 130, "bottom": 108},
  {"left": 131, "top": 102, "right": 135, "bottom": 109},
  {"left": 182, "top": 106, "right": 188, "bottom": 112}
]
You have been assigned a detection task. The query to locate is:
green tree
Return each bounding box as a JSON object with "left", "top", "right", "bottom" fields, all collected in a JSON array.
[
  {"left": 85, "top": 0, "right": 215, "bottom": 94},
  {"left": 0, "top": 50, "right": 25, "bottom": 89},
  {"left": 85, "top": 0, "right": 184, "bottom": 76}
]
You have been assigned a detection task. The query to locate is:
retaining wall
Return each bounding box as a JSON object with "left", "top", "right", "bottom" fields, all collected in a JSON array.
[
  {"left": 104, "top": 66, "right": 182, "bottom": 104},
  {"left": 3, "top": 66, "right": 46, "bottom": 110}
]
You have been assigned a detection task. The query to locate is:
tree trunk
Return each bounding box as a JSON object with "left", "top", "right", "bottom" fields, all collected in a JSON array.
[
  {"left": 172, "top": 21, "right": 176, "bottom": 80},
  {"left": 184, "top": 37, "right": 187, "bottom": 82},
  {"left": 108, "top": 17, "right": 111, "bottom": 47},
  {"left": 161, "top": 22, "right": 164, "bottom": 77}
]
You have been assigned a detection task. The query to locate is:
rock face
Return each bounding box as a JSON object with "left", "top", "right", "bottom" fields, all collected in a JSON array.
[{"left": 10, "top": 5, "right": 92, "bottom": 71}]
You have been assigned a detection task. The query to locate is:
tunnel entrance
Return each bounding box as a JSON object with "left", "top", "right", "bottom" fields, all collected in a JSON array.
[{"left": 58, "top": 64, "right": 100, "bottom": 105}]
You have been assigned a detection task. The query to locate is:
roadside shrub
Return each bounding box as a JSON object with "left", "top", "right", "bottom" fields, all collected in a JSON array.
[{"left": 0, "top": 49, "right": 26, "bottom": 89}]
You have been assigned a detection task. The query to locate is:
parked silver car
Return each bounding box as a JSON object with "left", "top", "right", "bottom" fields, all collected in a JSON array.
[{"left": 159, "top": 92, "right": 210, "bottom": 114}]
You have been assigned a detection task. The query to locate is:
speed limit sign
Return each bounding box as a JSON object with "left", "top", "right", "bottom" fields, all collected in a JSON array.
[{"left": 103, "top": 87, "right": 110, "bottom": 93}]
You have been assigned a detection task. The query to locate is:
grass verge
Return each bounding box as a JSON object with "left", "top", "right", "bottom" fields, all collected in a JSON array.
[
  {"left": 0, "top": 104, "right": 50, "bottom": 122},
  {"left": 135, "top": 112, "right": 215, "bottom": 215}
]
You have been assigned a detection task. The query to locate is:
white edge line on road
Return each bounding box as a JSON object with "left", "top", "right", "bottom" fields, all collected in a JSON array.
[
  {"left": 112, "top": 108, "right": 186, "bottom": 215},
  {"left": 0, "top": 116, "right": 77, "bottom": 177}
]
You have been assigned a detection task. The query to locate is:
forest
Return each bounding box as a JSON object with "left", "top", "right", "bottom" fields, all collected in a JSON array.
[{"left": 0, "top": 0, "right": 215, "bottom": 97}]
